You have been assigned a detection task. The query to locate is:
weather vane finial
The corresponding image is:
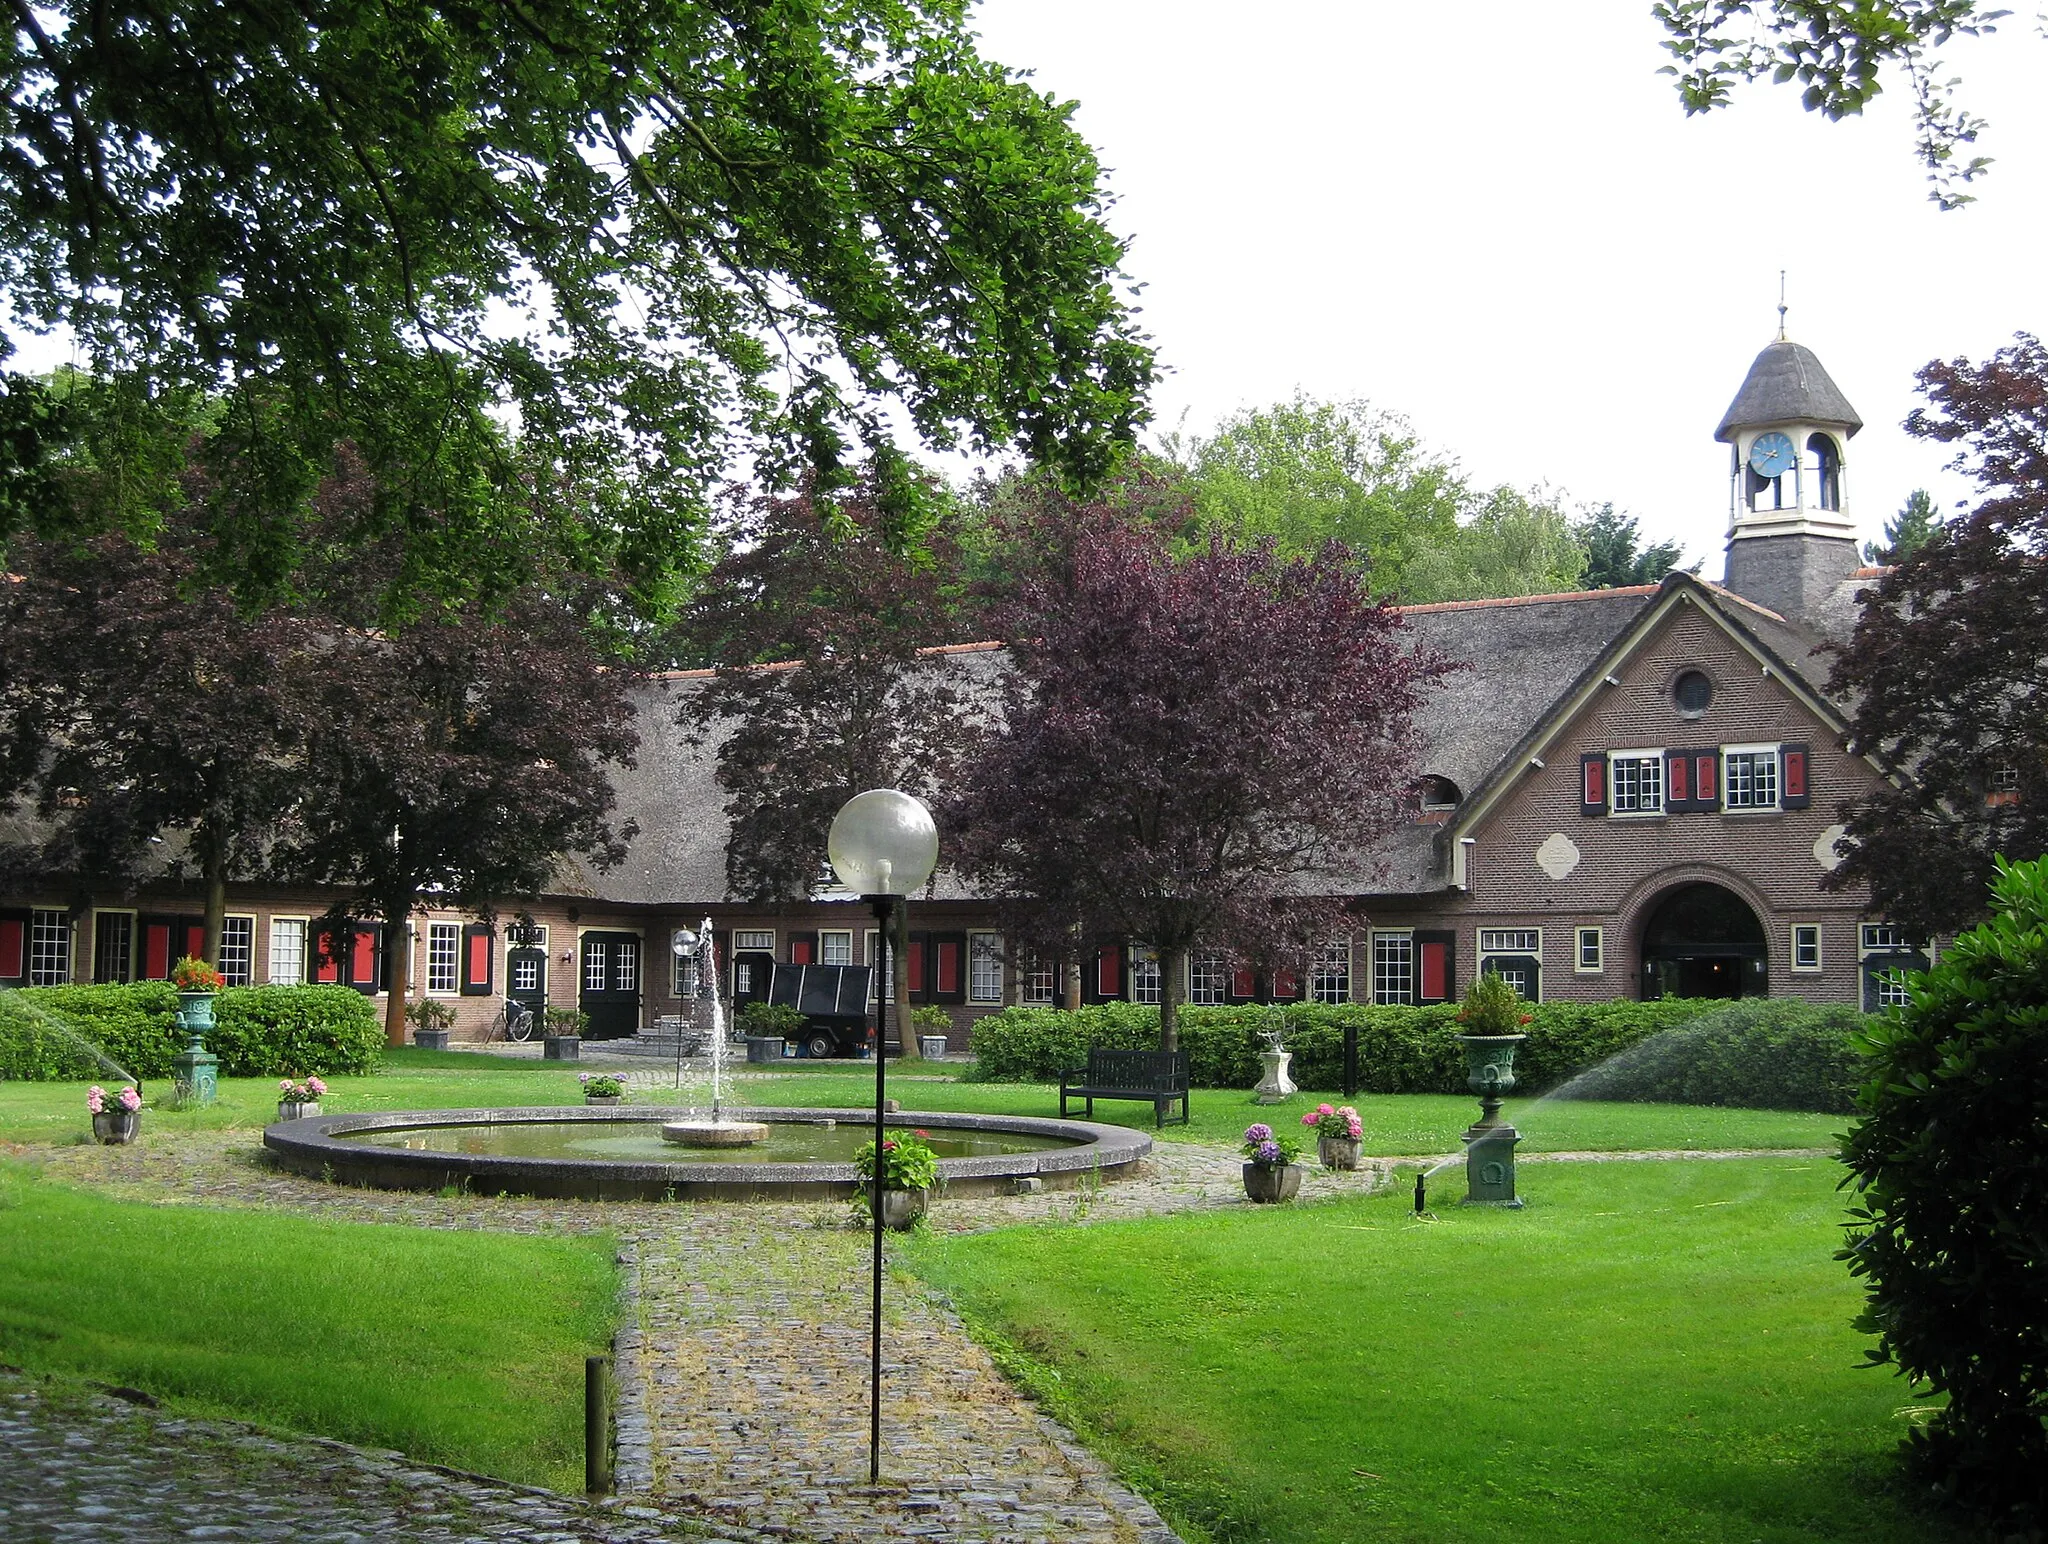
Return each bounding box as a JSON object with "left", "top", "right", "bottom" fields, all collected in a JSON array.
[{"left": 1778, "top": 270, "right": 1788, "bottom": 341}]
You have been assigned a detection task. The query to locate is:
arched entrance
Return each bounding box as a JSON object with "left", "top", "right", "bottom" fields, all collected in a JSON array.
[{"left": 1639, "top": 882, "right": 1768, "bottom": 1000}]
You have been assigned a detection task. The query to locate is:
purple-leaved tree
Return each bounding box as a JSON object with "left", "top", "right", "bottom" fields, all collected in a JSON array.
[{"left": 947, "top": 507, "right": 1452, "bottom": 1051}]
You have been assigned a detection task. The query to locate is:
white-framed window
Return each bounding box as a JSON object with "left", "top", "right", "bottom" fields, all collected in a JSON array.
[
  {"left": 1130, "top": 946, "right": 1161, "bottom": 1005},
  {"left": 1189, "top": 951, "right": 1228, "bottom": 1005},
  {"left": 1372, "top": 931, "right": 1414, "bottom": 1005},
  {"left": 511, "top": 949, "right": 544, "bottom": 994},
  {"left": 1861, "top": 923, "right": 1906, "bottom": 953},
  {"left": 1311, "top": 938, "right": 1352, "bottom": 1004},
  {"left": 1722, "top": 744, "right": 1780, "bottom": 810},
  {"left": 615, "top": 939, "right": 638, "bottom": 992},
  {"left": 268, "top": 917, "right": 308, "bottom": 985},
  {"left": 1791, "top": 924, "right": 1822, "bottom": 971},
  {"left": 673, "top": 950, "right": 700, "bottom": 999},
  {"left": 1990, "top": 764, "right": 2021, "bottom": 792},
  {"left": 1478, "top": 929, "right": 1540, "bottom": 955},
  {"left": 92, "top": 910, "right": 135, "bottom": 983},
  {"left": 1871, "top": 970, "right": 1913, "bottom": 1008},
  {"left": 1609, "top": 750, "right": 1666, "bottom": 815},
  {"left": 218, "top": 915, "right": 255, "bottom": 987},
  {"left": 585, "top": 942, "right": 608, "bottom": 992},
  {"left": 733, "top": 929, "right": 774, "bottom": 952},
  {"left": 1575, "top": 927, "right": 1603, "bottom": 973},
  {"left": 426, "top": 920, "right": 460, "bottom": 994},
  {"left": 968, "top": 932, "right": 1004, "bottom": 1004},
  {"left": 820, "top": 929, "right": 854, "bottom": 966},
  {"left": 865, "top": 930, "right": 895, "bottom": 1003},
  {"left": 1021, "top": 958, "right": 1057, "bottom": 1005},
  {"left": 29, "top": 909, "right": 71, "bottom": 986}
]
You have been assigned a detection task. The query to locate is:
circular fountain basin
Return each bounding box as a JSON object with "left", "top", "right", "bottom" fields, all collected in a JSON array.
[
  {"left": 263, "top": 1106, "right": 1150, "bottom": 1201},
  {"left": 661, "top": 1119, "right": 770, "bottom": 1147}
]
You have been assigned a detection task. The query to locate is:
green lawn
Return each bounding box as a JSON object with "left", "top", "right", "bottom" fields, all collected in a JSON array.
[
  {"left": 906, "top": 1158, "right": 1952, "bottom": 1544},
  {"left": 737, "top": 1067, "right": 1843, "bottom": 1155},
  {"left": 0, "top": 1163, "right": 616, "bottom": 1490}
]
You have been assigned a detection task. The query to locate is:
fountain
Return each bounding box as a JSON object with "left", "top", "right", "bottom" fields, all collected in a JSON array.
[
  {"left": 1, "top": 987, "right": 145, "bottom": 1098},
  {"left": 657, "top": 918, "right": 768, "bottom": 1148}
]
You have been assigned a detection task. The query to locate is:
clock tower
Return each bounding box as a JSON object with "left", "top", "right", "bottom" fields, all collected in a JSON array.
[{"left": 1715, "top": 334, "right": 1862, "bottom": 624}]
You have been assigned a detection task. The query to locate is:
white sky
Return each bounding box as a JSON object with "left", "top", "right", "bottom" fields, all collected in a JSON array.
[{"left": 967, "top": 0, "right": 2048, "bottom": 572}]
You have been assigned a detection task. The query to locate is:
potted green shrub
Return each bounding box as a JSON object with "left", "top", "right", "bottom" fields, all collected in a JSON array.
[
  {"left": 406, "top": 997, "right": 456, "bottom": 1050},
  {"left": 87, "top": 1084, "right": 142, "bottom": 1144},
  {"left": 855, "top": 1129, "right": 940, "bottom": 1229},
  {"left": 1455, "top": 971, "right": 1531, "bottom": 1108},
  {"left": 910, "top": 1004, "right": 952, "bottom": 1059},
  {"left": 277, "top": 1077, "right": 327, "bottom": 1120},
  {"left": 1240, "top": 1122, "right": 1305, "bottom": 1202},
  {"left": 1302, "top": 1102, "right": 1364, "bottom": 1170},
  {"left": 580, "top": 1072, "right": 628, "bottom": 1106}
]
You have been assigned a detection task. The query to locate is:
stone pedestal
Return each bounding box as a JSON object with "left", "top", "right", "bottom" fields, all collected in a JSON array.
[
  {"left": 1462, "top": 1121, "right": 1524, "bottom": 1208},
  {"left": 1253, "top": 1048, "right": 1297, "bottom": 1104},
  {"left": 171, "top": 1043, "right": 218, "bottom": 1107},
  {"left": 661, "top": 1119, "right": 770, "bottom": 1147},
  {"left": 414, "top": 1029, "right": 450, "bottom": 1051},
  {"left": 918, "top": 1034, "right": 950, "bottom": 1060}
]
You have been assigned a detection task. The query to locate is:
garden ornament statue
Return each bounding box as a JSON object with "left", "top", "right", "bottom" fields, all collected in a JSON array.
[
  {"left": 1453, "top": 972, "right": 1528, "bottom": 1208},
  {"left": 828, "top": 787, "right": 940, "bottom": 1486},
  {"left": 170, "top": 955, "right": 221, "bottom": 1106},
  {"left": 1253, "top": 1009, "right": 1297, "bottom": 1104}
]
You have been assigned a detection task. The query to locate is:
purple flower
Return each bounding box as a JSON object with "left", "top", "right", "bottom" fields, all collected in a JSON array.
[
  {"left": 1244, "top": 1123, "right": 1273, "bottom": 1144},
  {"left": 1255, "top": 1140, "right": 1283, "bottom": 1165}
]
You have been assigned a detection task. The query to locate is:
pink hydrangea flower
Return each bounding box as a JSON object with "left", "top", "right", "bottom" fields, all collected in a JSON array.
[
  {"left": 280, "top": 1079, "right": 295, "bottom": 1093},
  {"left": 86, "top": 1085, "right": 105, "bottom": 1115},
  {"left": 117, "top": 1086, "right": 141, "bottom": 1112},
  {"left": 307, "top": 1077, "right": 326, "bottom": 1096}
]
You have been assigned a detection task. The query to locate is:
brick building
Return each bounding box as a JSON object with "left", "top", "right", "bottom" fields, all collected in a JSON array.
[{"left": 0, "top": 335, "right": 1928, "bottom": 1045}]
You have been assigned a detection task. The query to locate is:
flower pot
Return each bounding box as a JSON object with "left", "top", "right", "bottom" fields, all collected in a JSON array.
[
  {"left": 866, "top": 1185, "right": 929, "bottom": 1230},
  {"left": 92, "top": 1110, "right": 140, "bottom": 1145},
  {"left": 918, "top": 1034, "right": 950, "bottom": 1060},
  {"left": 413, "top": 1029, "right": 451, "bottom": 1051},
  {"left": 175, "top": 990, "right": 217, "bottom": 1034},
  {"left": 1455, "top": 1034, "right": 1526, "bottom": 1099},
  {"left": 1318, "top": 1135, "right": 1361, "bottom": 1171},
  {"left": 277, "top": 1101, "right": 321, "bottom": 1121},
  {"left": 1242, "top": 1162, "right": 1303, "bottom": 1203},
  {"left": 585, "top": 1094, "right": 622, "bottom": 1106}
]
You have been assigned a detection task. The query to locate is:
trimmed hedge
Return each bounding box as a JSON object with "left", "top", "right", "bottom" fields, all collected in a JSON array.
[
  {"left": 0, "top": 983, "right": 384, "bottom": 1080},
  {"left": 1550, "top": 999, "right": 1870, "bottom": 1114},
  {"left": 966, "top": 995, "right": 1869, "bottom": 1111}
]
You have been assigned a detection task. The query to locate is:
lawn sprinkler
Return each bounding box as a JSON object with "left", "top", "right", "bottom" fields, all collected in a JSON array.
[{"left": 1413, "top": 1171, "right": 1427, "bottom": 1215}]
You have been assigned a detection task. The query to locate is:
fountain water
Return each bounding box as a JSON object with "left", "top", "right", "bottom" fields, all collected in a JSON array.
[
  {"left": 662, "top": 918, "right": 768, "bottom": 1148},
  {"left": 0, "top": 987, "right": 144, "bottom": 1097}
]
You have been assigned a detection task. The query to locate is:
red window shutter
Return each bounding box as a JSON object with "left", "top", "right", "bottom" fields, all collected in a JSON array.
[
  {"left": 184, "top": 923, "right": 207, "bottom": 961},
  {"left": 462, "top": 924, "right": 494, "bottom": 996},
  {"left": 314, "top": 931, "right": 340, "bottom": 984},
  {"left": 1695, "top": 753, "right": 1718, "bottom": 803},
  {"left": 1420, "top": 941, "right": 1447, "bottom": 1002},
  {"left": 1272, "top": 968, "right": 1300, "bottom": 1000},
  {"left": 1096, "top": 946, "right": 1121, "bottom": 997},
  {"left": 1231, "top": 966, "right": 1257, "bottom": 999},
  {"left": 1581, "top": 754, "right": 1606, "bottom": 815},
  {"left": 907, "top": 939, "right": 926, "bottom": 996},
  {"left": 144, "top": 923, "right": 172, "bottom": 980},
  {"left": 935, "top": 940, "right": 960, "bottom": 996},
  {"left": 1668, "top": 754, "right": 1690, "bottom": 805},
  {"left": 0, "top": 917, "right": 23, "bottom": 978},
  {"left": 350, "top": 929, "right": 377, "bottom": 986},
  {"left": 792, "top": 938, "right": 814, "bottom": 965}
]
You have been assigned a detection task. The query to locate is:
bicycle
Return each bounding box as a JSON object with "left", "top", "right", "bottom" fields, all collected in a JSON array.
[{"left": 497, "top": 998, "right": 536, "bottom": 1043}]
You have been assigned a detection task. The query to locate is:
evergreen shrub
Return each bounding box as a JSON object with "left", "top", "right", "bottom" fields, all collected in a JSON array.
[
  {"left": 1839, "top": 856, "right": 2048, "bottom": 1527},
  {"left": 0, "top": 983, "right": 383, "bottom": 1080},
  {"left": 966, "top": 996, "right": 1738, "bottom": 1095},
  {"left": 1546, "top": 999, "right": 1869, "bottom": 1113}
]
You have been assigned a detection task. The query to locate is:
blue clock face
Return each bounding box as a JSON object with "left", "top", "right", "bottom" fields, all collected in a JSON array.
[{"left": 1748, "top": 431, "right": 1796, "bottom": 478}]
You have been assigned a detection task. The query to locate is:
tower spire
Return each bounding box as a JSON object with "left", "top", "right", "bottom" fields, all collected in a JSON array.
[{"left": 1777, "top": 270, "right": 1788, "bottom": 341}]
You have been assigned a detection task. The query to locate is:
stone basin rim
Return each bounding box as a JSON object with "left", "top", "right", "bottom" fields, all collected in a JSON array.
[{"left": 261, "top": 1105, "right": 1152, "bottom": 1200}]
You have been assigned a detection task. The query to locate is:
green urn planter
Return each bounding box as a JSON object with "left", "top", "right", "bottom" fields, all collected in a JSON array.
[
  {"left": 172, "top": 992, "right": 219, "bottom": 1106},
  {"left": 1454, "top": 1033, "right": 1525, "bottom": 1208}
]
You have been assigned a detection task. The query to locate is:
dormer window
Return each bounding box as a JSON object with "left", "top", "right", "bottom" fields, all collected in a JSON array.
[{"left": 1416, "top": 775, "right": 1461, "bottom": 811}]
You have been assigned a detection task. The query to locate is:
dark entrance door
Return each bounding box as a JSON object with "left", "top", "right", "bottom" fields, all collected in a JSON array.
[
  {"left": 507, "top": 945, "right": 548, "bottom": 1021},
  {"left": 730, "top": 950, "right": 775, "bottom": 1010},
  {"left": 579, "top": 931, "right": 643, "bottom": 1039},
  {"left": 1639, "top": 883, "right": 1768, "bottom": 1000}
]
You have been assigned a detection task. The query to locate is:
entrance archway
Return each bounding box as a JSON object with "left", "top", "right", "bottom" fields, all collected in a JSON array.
[{"left": 1639, "top": 882, "right": 1767, "bottom": 1000}]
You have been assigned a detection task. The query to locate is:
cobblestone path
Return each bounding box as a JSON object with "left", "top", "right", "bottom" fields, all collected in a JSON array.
[{"left": 0, "top": 1372, "right": 739, "bottom": 1543}]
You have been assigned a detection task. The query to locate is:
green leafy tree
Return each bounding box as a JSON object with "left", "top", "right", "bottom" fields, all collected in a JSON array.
[
  {"left": 1574, "top": 503, "right": 1687, "bottom": 589},
  {"left": 0, "top": 1, "right": 1154, "bottom": 610},
  {"left": 1653, "top": 0, "right": 2012, "bottom": 208},
  {"left": 1865, "top": 488, "right": 1940, "bottom": 564},
  {"left": 1839, "top": 855, "right": 2048, "bottom": 1528},
  {"left": 1165, "top": 395, "right": 1585, "bottom": 603}
]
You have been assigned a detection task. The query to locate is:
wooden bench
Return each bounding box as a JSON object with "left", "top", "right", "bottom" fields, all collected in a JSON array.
[{"left": 1059, "top": 1046, "right": 1191, "bottom": 1128}]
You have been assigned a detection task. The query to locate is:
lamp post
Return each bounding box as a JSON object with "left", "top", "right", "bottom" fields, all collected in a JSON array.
[{"left": 827, "top": 788, "right": 939, "bottom": 1486}]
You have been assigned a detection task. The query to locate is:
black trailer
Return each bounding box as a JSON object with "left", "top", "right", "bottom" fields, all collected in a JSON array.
[{"left": 766, "top": 962, "right": 875, "bottom": 1059}]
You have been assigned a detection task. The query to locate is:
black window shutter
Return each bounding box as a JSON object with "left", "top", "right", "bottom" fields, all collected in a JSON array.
[
  {"left": 461, "top": 923, "right": 495, "bottom": 996},
  {"left": 1581, "top": 754, "right": 1606, "bottom": 816}
]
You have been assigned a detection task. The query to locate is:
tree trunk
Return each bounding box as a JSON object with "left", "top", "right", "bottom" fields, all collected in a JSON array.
[
  {"left": 1064, "top": 959, "right": 1082, "bottom": 1011},
  {"left": 1159, "top": 944, "right": 1188, "bottom": 1054},
  {"left": 383, "top": 906, "right": 412, "bottom": 1048},
  {"left": 891, "top": 903, "right": 918, "bottom": 1060},
  {"left": 200, "top": 819, "right": 228, "bottom": 969}
]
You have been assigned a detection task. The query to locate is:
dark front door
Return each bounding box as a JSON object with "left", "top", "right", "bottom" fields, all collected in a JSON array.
[
  {"left": 730, "top": 950, "right": 774, "bottom": 1010},
  {"left": 1639, "top": 883, "right": 1768, "bottom": 1000},
  {"left": 579, "top": 931, "right": 642, "bottom": 1039},
  {"left": 507, "top": 945, "right": 548, "bottom": 1019}
]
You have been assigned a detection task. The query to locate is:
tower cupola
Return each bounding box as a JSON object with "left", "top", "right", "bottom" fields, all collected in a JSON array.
[{"left": 1716, "top": 335, "right": 1862, "bottom": 623}]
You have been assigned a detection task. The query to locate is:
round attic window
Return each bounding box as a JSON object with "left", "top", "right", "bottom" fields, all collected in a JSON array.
[{"left": 1673, "top": 670, "right": 1714, "bottom": 716}]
